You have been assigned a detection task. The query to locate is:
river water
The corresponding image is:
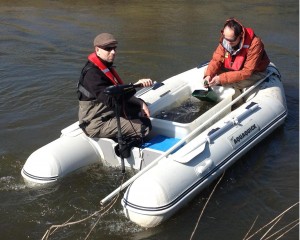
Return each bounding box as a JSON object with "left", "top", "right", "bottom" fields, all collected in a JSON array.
[{"left": 0, "top": 1, "right": 298, "bottom": 239}]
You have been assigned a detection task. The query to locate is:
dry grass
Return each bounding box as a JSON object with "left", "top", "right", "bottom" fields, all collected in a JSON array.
[
  {"left": 190, "top": 171, "right": 226, "bottom": 240},
  {"left": 189, "top": 171, "right": 298, "bottom": 240},
  {"left": 243, "top": 202, "right": 299, "bottom": 240},
  {"left": 41, "top": 174, "right": 125, "bottom": 240},
  {"left": 41, "top": 171, "right": 298, "bottom": 240}
]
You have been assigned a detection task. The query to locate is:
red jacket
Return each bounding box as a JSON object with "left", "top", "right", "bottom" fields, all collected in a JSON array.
[{"left": 205, "top": 27, "right": 270, "bottom": 85}]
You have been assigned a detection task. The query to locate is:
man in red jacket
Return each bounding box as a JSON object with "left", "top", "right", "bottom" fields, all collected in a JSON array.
[{"left": 204, "top": 18, "right": 270, "bottom": 98}]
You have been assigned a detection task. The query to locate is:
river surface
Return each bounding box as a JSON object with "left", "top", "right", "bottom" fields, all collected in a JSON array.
[{"left": 0, "top": 1, "right": 298, "bottom": 239}]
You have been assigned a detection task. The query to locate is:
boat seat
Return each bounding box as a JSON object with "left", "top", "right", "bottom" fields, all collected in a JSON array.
[
  {"left": 133, "top": 135, "right": 182, "bottom": 169},
  {"left": 61, "top": 121, "right": 83, "bottom": 137},
  {"left": 142, "top": 135, "right": 181, "bottom": 152}
]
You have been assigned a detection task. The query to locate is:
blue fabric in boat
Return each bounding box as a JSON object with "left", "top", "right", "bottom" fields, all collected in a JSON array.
[{"left": 142, "top": 135, "right": 181, "bottom": 152}]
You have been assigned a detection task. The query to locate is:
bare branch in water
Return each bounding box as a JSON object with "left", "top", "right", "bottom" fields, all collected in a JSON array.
[
  {"left": 243, "top": 215, "right": 259, "bottom": 240},
  {"left": 244, "top": 202, "right": 299, "bottom": 240},
  {"left": 260, "top": 215, "right": 283, "bottom": 239},
  {"left": 41, "top": 174, "right": 126, "bottom": 240},
  {"left": 264, "top": 218, "right": 299, "bottom": 240},
  {"left": 189, "top": 171, "right": 225, "bottom": 240}
]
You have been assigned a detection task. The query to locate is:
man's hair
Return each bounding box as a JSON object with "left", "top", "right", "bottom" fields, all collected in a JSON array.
[{"left": 223, "top": 18, "right": 243, "bottom": 37}]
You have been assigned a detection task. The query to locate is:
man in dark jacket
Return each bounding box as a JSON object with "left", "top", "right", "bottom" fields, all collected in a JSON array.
[{"left": 77, "top": 33, "right": 152, "bottom": 143}]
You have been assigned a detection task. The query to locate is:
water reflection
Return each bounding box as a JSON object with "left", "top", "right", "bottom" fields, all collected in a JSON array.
[{"left": 155, "top": 97, "right": 216, "bottom": 123}]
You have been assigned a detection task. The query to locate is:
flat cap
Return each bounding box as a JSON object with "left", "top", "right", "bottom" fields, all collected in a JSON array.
[{"left": 93, "top": 33, "right": 118, "bottom": 47}]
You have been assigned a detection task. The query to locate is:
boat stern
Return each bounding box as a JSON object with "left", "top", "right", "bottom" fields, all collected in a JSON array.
[{"left": 21, "top": 132, "right": 102, "bottom": 186}]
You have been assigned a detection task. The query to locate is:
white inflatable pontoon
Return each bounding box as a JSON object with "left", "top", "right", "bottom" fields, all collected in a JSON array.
[{"left": 21, "top": 63, "right": 287, "bottom": 228}]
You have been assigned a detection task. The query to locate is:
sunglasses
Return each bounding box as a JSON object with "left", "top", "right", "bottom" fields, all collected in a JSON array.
[
  {"left": 223, "top": 35, "right": 239, "bottom": 43},
  {"left": 221, "top": 30, "right": 240, "bottom": 43},
  {"left": 98, "top": 46, "right": 117, "bottom": 52}
]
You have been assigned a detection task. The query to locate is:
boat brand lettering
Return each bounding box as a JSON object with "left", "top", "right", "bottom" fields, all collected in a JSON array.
[
  {"left": 234, "top": 124, "right": 257, "bottom": 144},
  {"left": 229, "top": 122, "right": 260, "bottom": 148}
]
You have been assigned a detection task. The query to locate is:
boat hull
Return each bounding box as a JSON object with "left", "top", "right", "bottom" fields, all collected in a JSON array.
[{"left": 121, "top": 70, "right": 287, "bottom": 228}]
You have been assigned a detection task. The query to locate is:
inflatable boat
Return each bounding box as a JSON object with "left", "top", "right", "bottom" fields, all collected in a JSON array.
[{"left": 21, "top": 63, "right": 287, "bottom": 228}]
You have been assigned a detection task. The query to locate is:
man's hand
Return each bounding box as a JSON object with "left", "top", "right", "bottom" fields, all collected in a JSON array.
[
  {"left": 140, "top": 101, "right": 150, "bottom": 118},
  {"left": 135, "top": 78, "right": 153, "bottom": 87},
  {"left": 209, "top": 75, "right": 220, "bottom": 86},
  {"left": 203, "top": 75, "right": 220, "bottom": 87}
]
